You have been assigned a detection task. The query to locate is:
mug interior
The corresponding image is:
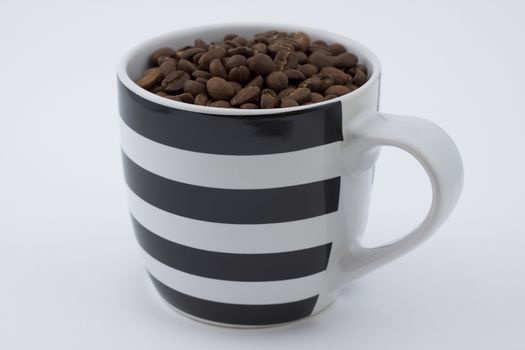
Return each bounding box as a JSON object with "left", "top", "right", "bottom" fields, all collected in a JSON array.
[{"left": 117, "top": 23, "right": 381, "bottom": 116}]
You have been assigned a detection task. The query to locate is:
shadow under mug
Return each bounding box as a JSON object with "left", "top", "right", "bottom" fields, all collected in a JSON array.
[{"left": 117, "top": 24, "right": 464, "bottom": 328}]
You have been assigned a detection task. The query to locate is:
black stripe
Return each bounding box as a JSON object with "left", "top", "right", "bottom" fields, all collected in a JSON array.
[
  {"left": 123, "top": 152, "right": 340, "bottom": 224},
  {"left": 149, "top": 274, "right": 318, "bottom": 326},
  {"left": 118, "top": 81, "right": 342, "bottom": 155},
  {"left": 133, "top": 217, "right": 332, "bottom": 281}
]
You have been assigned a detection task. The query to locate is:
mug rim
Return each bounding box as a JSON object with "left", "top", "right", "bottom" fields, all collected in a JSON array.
[{"left": 117, "top": 23, "right": 382, "bottom": 116}]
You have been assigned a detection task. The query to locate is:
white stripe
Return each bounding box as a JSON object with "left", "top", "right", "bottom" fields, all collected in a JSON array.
[
  {"left": 128, "top": 188, "right": 341, "bottom": 254},
  {"left": 120, "top": 118, "right": 342, "bottom": 189},
  {"left": 144, "top": 253, "right": 324, "bottom": 305}
]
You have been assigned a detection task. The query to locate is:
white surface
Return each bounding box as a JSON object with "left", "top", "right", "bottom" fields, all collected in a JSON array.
[{"left": 1, "top": 0, "right": 524, "bottom": 349}]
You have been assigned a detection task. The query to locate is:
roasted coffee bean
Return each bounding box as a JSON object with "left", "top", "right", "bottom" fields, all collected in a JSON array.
[
  {"left": 227, "top": 46, "right": 252, "bottom": 57},
  {"left": 280, "top": 99, "right": 299, "bottom": 108},
  {"left": 292, "top": 32, "right": 310, "bottom": 52},
  {"left": 151, "top": 47, "right": 175, "bottom": 64},
  {"left": 198, "top": 46, "right": 227, "bottom": 68},
  {"left": 240, "top": 103, "right": 259, "bottom": 109},
  {"left": 260, "top": 89, "right": 279, "bottom": 109},
  {"left": 139, "top": 30, "right": 366, "bottom": 108},
  {"left": 274, "top": 50, "right": 298, "bottom": 71},
  {"left": 209, "top": 100, "right": 231, "bottom": 108},
  {"left": 324, "top": 85, "right": 351, "bottom": 96},
  {"left": 251, "top": 42, "right": 268, "bottom": 54},
  {"left": 320, "top": 66, "right": 350, "bottom": 84},
  {"left": 159, "top": 60, "right": 177, "bottom": 77},
  {"left": 184, "top": 80, "right": 206, "bottom": 96},
  {"left": 178, "top": 59, "right": 198, "bottom": 74},
  {"left": 206, "top": 77, "right": 235, "bottom": 100},
  {"left": 209, "top": 58, "right": 227, "bottom": 79},
  {"left": 161, "top": 70, "right": 189, "bottom": 93},
  {"left": 225, "top": 55, "right": 247, "bottom": 71},
  {"left": 310, "top": 92, "right": 324, "bottom": 103},
  {"left": 299, "top": 76, "right": 323, "bottom": 92},
  {"left": 246, "top": 75, "right": 264, "bottom": 89},
  {"left": 231, "top": 86, "right": 260, "bottom": 106},
  {"left": 194, "top": 93, "right": 209, "bottom": 105},
  {"left": 308, "top": 52, "right": 334, "bottom": 68},
  {"left": 298, "top": 64, "right": 319, "bottom": 78},
  {"left": 176, "top": 47, "right": 206, "bottom": 60},
  {"left": 353, "top": 69, "right": 367, "bottom": 86},
  {"left": 195, "top": 77, "right": 208, "bottom": 85},
  {"left": 167, "top": 92, "right": 194, "bottom": 103},
  {"left": 229, "top": 81, "right": 242, "bottom": 94},
  {"left": 328, "top": 43, "right": 347, "bottom": 56},
  {"left": 194, "top": 39, "right": 207, "bottom": 49},
  {"left": 192, "top": 70, "right": 211, "bottom": 79},
  {"left": 228, "top": 66, "right": 250, "bottom": 84},
  {"left": 247, "top": 53, "right": 275, "bottom": 76},
  {"left": 265, "top": 71, "right": 288, "bottom": 92},
  {"left": 334, "top": 53, "right": 358, "bottom": 68},
  {"left": 287, "top": 87, "right": 311, "bottom": 104}
]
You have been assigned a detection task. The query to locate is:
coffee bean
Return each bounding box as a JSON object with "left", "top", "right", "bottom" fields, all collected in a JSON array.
[
  {"left": 140, "top": 30, "right": 367, "bottom": 108},
  {"left": 192, "top": 70, "right": 211, "bottom": 79},
  {"left": 206, "top": 77, "right": 235, "bottom": 100},
  {"left": 161, "top": 70, "right": 190, "bottom": 93},
  {"left": 265, "top": 71, "right": 288, "bottom": 92},
  {"left": 334, "top": 53, "right": 358, "bottom": 68},
  {"left": 275, "top": 50, "right": 298, "bottom": 71},
  {"left": 328, "top": 43, "right": 347, "bottom": 56},
  {"left": 320, "top": 66, "right": 350, "bottom": 84},
  {"left": 167, "top": 92, "right": 194, "bottom": 103},
  {"left": 283, "top": 69, "right": 306, "bottom": 82},
  {"left": 292, "top": 32, "right": 311, "bottom": 52},
  {"left": 310, "top": 92, "right": 324, "bottom": 103},
  {"left": 353, "top": 69, "right": 367, "bottom": 86},
  {"left": 184, "top": 80, "right": 206, "bottom": 96},
  {"left": 280, "top": 99, "right": 299, "bottom": 108},
  {"left": 240, "top": 103, "right": 259, "bottom": 109},
  {"left": 260, "top": 89, "right": 279, "bottom": 108},
  {"left": 194, "top": 39, "right": 207, "bottom": 49},
  {"left": 246, "top": 75, "right": 264, "bottom": 89},
  {"left": 194, "top": 93, "right": 209, "bottom": 105},
  {"left": 299, "top": 76, "right": 323, "bottom": 92},
  {"left": 231, "top": 86, "right": 260, "bottom": 106},
  {"left": 324, "top": 85, "right": 351, "bottom": 96},
  {"left": 308, "top": 52, "right": 334, "bottom": 68},
  {"left": 298, "top": 64, "right": 319, "bottom": 78},
  {"left": 227, "top": 46, "right": 253, "bottom": 57},
  {"left": 229, "top": 81, "right": 242, "bottom": 93},
  {"left": 137, "top": 67, "right": 161, "bottom": 89},
  {"left": 251, "top": 43, "right": 268, "bottom": 54},
  {"left": 287, "top": 87, "right": 311, "bottom": 104},
  {"left": 176, "top": 47, "right": 206, "bottom": 60},
  {"left": 228, "top": 66, "right": 250, "bottom": 84},
  {"left": 151, "top": 47, "right": 174, "bottom": 64},
  {"left": 159, "top": 60, "right": 177, "bottom": 77},
  {"left": 178, "top": 59, "right": 198, "bottom": 74},
  {"left": 224, "top": 34, "right": 237, "bottom": 41},
  {"left": 198, "top": 46, "right": 227, "bottom": 68},
  {"left": 209, "top": 100, "right": 231, "bottom": 108},
  {"left": 195, "top": 77, "right": 208, "bottom": 85},
  {"left": 247, "top": 53, "right": 275, "bottom": 76},
  {"left": 225, "top": 55, "right": 247, "bottom": 71},
  {"left": 209, "top": 58, "right": 227, "bottom": 79}
]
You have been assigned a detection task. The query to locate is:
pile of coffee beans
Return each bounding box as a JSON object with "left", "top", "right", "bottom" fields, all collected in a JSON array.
[{"left": 136, "top": 31, "right": 368, "bottom": 109}]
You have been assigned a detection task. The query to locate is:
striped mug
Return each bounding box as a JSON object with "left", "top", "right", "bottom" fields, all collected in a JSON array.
[{"left": 117, "top": 24, "right": 463, "bottom": 327}]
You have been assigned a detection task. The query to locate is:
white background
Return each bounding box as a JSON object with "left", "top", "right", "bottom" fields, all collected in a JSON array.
[{"left": 2, "top": 0, "right": 524, "bottom": 349}]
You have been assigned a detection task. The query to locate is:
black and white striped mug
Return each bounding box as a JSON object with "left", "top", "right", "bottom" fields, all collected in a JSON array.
[{"left": 117, "top": 24, "right": 463, "bottom": 327}]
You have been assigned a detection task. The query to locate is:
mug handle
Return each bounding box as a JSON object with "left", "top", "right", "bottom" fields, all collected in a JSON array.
[{"left": 332, "top": 111, "right": 464, "bottom": 289}]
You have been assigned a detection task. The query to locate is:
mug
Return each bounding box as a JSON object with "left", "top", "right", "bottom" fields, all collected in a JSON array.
[{"left": 117, "top": 24, "right": 463, "bottom": 328}]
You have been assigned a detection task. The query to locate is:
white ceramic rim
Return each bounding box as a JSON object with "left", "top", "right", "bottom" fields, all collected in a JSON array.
[{"left": 117, "top": 23, "right": 382, "bottom": 116}]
